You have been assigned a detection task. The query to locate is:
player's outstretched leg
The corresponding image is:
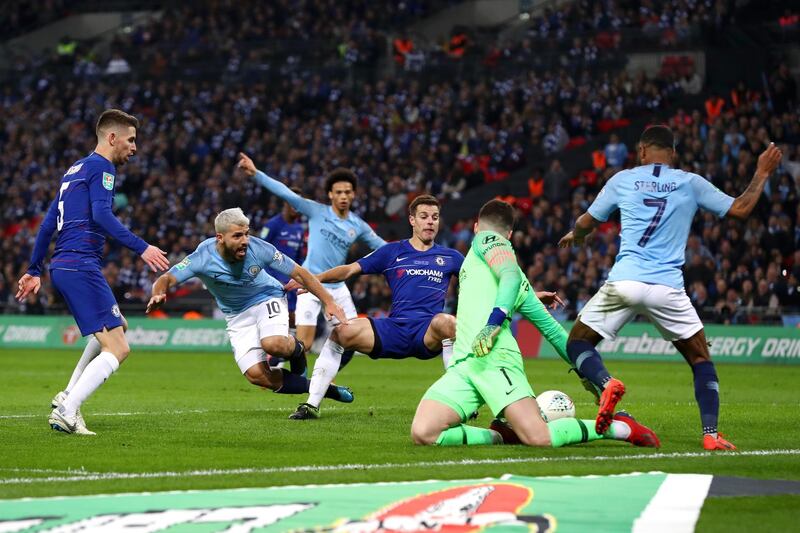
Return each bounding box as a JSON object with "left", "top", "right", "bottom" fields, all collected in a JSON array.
[
  {"left": 673, "top": 330, "right": 736, "bottom": 451},
  {"left": 566, "top": 321, "right": 624, "bottom": 433}
]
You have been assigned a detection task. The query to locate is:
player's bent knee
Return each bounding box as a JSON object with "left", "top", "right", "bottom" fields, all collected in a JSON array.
[
  {"left": 517, "top": 430, "right": 551, "bottom": 447},
  {"left": 410, "top": 422, "right": 440, "bottom": 446},
  {"left": 261, "top": 336, "right": 289, "bottom": 357},
  {"left": 432, "top": 313, "right": 456, "bottom": 338}
]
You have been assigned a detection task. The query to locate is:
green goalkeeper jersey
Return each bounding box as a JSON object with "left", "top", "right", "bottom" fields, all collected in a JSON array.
[{"left": 453, "top": 231, "right": 533, "bottom": 366}]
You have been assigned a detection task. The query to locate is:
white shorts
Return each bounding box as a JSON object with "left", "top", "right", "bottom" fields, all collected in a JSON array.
[
  {"left": 578, "top": 280, "right": 703, "bottom": 342},
  {"left": 225, "top": 297, "right": 289, "bottom": 373},
  {"left": 295, "top": 284, "right": 358, "bottom": 327}
]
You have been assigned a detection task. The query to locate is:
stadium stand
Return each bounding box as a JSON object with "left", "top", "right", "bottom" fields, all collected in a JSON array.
[{"left": 0, "top": 0, "right": 797, "bottom": 327}]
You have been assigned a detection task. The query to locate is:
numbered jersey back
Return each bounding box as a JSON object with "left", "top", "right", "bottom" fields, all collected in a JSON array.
[
  {"left": 588, "top": 163, "right": 734, "bottom": 289},
  {"left": 51, "top": 152, "right": 116, "bottom": 271}
]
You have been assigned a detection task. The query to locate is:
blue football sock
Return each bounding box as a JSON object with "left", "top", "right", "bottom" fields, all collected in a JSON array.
[
  {"left": 289, "top": 336, "right": 307, "bottom": 375},
  {"left": 692, "top": 360, "right": 719, "bottom": 435},
  {"left": 276, "top": 369, "right": 310, "bottom": 394},
  {"left": 338, "top": 349, "right": 355, "bottom": 370},
  {"left": 567, "top": 340, "right": 611, "bottom": 389}
]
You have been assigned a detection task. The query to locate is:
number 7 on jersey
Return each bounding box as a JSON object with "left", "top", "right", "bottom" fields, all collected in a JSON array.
[{"left": 637, "top": 198, "right": 667, "bottom": 247}]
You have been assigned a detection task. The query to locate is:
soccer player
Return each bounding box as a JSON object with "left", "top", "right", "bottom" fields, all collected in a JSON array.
[
  {"left": 16, "top": 109, "right": 170, "bottom": 435},
  {"left": 287, "top": 195, "right": 463, "bottom": 419},
  {"left": 411, "top": 200, "right": 659, "bottom": 448},
  {"left": 237, "top": 153, "right": 385, "bottom": 369},
  {"left": 147, "top": 208, "right": 355, "bottom": 403},
  {"left": 558, "top": 126, "right": 783, "bottom": 450},
  {"left": 261, "top": 190, "right": 305, "bottom": 367}
]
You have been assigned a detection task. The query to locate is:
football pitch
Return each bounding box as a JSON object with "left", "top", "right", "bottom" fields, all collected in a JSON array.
[{"left": 1, "top": 349, "right": 799, "bottom": 531}]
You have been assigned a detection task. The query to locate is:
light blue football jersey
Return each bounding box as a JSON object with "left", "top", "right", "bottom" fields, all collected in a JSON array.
[
  {"left": 588, "top": 163, "right": 734, "bottom": 289},
  {"left": 170, "top": 236, "right": 296, "bottom": 315},
  {"left": 253, "top": 170, "right": 385, "bottom": 287}
]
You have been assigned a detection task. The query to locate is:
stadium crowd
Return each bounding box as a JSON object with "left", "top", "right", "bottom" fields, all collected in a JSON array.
[{"left": 0, "top": 0, "right": 797, "bottom": 326}]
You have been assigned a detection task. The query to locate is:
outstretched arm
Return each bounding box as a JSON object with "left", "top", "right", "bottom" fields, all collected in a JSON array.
[
  {"left": 317, "top": 262, "right": 363, "bottom": 284},
  {"left": 558, "top": 212, "right": 600, "bottom": 248},
  {"left": 726, "top": 143, "right": 782, "bottom": 219},
  {"left": 289, "top": 265, "right": 347, "bottom": 324},
  {"left": 147, "top": 272, "right": 179, "bottom": 313},
  {"left": 237, "top": 152, "right": 319, "bottom": 217},
  {"left": 518, "top": 288, "right": 570, "bottom": 366}
]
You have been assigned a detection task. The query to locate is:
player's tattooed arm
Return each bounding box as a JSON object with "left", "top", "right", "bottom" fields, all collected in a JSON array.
[
  {"left": 146, "top": 272, "right": 178, "bottom": 313},
  {"left": 559, "top": 212, "right": 599, "bottom": 248},
  {"left": 727, "top": 143, "right": 782, "bottom": 219}
]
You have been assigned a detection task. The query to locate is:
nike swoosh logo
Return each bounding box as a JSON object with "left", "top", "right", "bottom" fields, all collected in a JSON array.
[
  {"left": 396, "top": 257, "right": 406, "bottom": 262},
  {"left": 213, "top": 274, "right": 223, "bottom": 279},
  {"left": 505, "top": 388, "right": 517, "bottom": 395}
]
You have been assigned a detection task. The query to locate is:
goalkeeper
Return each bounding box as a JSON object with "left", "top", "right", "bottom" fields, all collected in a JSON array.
[{"left": 410, "top": 200, "right": 660, "bottom": 448}]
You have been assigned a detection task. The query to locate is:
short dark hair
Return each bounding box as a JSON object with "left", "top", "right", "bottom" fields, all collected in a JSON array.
[
  {"left": 639, "top": 125, "right": 674, "bottom": 150},
  {"left": 96, "top": 109, "right": 139, "bottom": 137},
  {"left": 478, "top": 199, "right": 515, "bottom": 231},
  {"left": 325, "top": 168, "right": 357, "bottom": 192},
  {"left": 409, "top": 194, "right": 440, "bottom": 215}
]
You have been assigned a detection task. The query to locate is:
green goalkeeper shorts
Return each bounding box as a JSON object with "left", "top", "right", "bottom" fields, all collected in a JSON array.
[{"left": 422, "top": 356, "right": 535, "bottom": 421}]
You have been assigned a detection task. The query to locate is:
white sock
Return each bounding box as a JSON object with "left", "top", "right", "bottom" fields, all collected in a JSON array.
[
  {"left": 61, "top": 352, "right": 119, "bottom": 417},
  {"left": 65, "top": 337, "right": 102, "bottom": 393},
  {"left": 307, "top": 338, "right": 343, "bottom": 408},
  {"left": 605, "top": 419, "right": 632, "bottom": 440},
  {"left": 441, "top": 338, "right": 454, "bottom": 368}
]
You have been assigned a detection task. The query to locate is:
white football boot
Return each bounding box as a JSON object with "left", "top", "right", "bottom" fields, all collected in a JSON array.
[{"left": 50, "top": 391, "right": 95, "bottom": 435}]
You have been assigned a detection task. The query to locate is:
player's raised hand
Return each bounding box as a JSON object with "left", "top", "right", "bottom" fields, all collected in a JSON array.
[
  {"left": 146, "top": 293, "right": 167, "bottom": 314},
  {"left": 323, "top": 301, "right": 348, "bottom": 325},
  {"left": 755, "top": 142, "right": 782, "bottom": 178},
  {"left": 141, "top": 245, "right": 170, "bottom": 272},
  {"left": 472, "top": 325, "right": 501, "bottom": 357},
  {"left": 237, "top": 152, "right": 256, "bottom": 177},
  {"left": 15, "top": 274, "right": 41, "bottom": 302},
  {"left": 558, "top": 231, "right": 575, "bottom": 248},
  {"left": 536, "top": 291, "right": 565, "bottom": 310}
]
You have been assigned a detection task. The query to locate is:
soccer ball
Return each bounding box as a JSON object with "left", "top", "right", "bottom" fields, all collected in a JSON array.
[{"left": 536, "top": 390, "right": 575, "bottom": 422}]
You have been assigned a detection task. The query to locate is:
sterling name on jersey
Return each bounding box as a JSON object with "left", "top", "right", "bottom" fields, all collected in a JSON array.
[
  {"left": 27, "top": 152, "right": 147, "bottom": 275},
  {"left": 169, "top": 237, "right": 296, "bottom": 315},
  {"left": 357, "top": 240, "right": 464, "bottom": 320},
  {"left": 253, "top": 170, "right": 385, "bottom": 288},
  {"left": 588, "top": 163, "right": 734, "bottom": 289}
]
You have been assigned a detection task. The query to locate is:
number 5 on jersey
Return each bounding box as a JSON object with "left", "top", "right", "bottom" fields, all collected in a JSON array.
[{"left": 56, "top": 181, "right": 72, "bottom": 231}]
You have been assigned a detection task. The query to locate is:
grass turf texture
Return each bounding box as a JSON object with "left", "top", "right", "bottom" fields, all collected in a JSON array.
[{"left": 1, "top": 349, "right": 799, "bottom": 530}]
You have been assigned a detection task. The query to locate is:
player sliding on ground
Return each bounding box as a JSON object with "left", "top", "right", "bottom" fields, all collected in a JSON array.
[
  {"left": 286, "top": 195, "right": 567, "bottom": 420},
  {"left": 147, "top": 208, "right": 354, "bottom": 404},
  {"left": 411, "top": 200, "right": 660, "bottom": 448},
  {"left": 559, "top": 125, "right": 783, "bottom": 451},
  {"left": 237, "top": 153, "right": 385, "bottom": 372},
  {"left": 17, "top": 109, "right": 170, "bottom": 435},
  {"left": 285, "top": 195, "right": 463, "bottom": 419}
]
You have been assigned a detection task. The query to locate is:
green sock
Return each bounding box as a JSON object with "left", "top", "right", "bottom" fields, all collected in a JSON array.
[
  {"left": 435, "top": 424, "right": 499, "bottom": 446},
  {"left": 547, "top": 418, "right": 604, "bottom": 448}
]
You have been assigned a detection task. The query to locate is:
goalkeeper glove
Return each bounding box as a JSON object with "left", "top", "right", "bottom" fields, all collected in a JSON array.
[{"left": 472, "top": 308, "right": 507, "bottom": 357}]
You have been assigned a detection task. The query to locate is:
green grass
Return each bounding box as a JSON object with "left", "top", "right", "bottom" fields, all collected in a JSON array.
[{"left": 1, "top": 349, "right": 799, "bottom": 530}]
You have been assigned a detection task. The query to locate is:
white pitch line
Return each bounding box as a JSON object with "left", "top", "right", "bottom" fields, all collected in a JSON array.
[
  {"left": 0, "top": 407, "right": 341, "bottom": 420},
  {"left": 2, "top": 449, "right": 798, "bottom": 485}
]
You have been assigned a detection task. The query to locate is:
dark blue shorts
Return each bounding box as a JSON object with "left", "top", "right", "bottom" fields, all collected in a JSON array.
[
  {"left": 368, "top": 316, "right": 441, "bottom": 360},
  {"left": 52, "top": 269, "right": 124, "bottom": 336},
  {"left": 286, "top": 289, "right": 297, "bottom": 313}
]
